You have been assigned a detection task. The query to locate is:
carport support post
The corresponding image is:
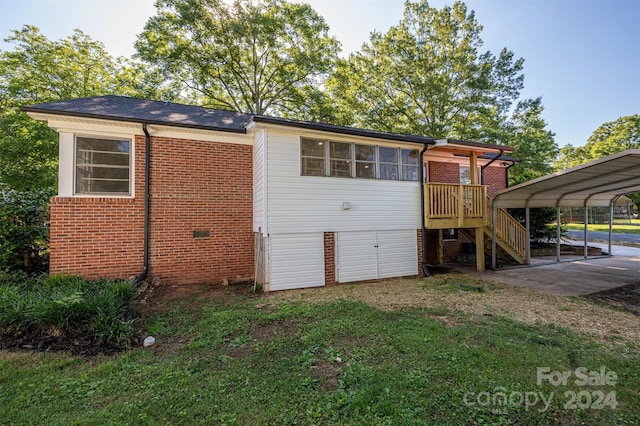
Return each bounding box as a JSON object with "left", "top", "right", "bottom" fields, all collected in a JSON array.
[
  {"left": 584, "top": 205, "right": 588, "bottom": 258},
  {"left": 608, "top": 199, "right": 614, "bottom": 257},
  {"left": 491, "top": 206, "right": 497, "bottom": 270},
  {"left": 556, "top": 207, "right": 561, "bottom": 262},
  {"left": 475, "top": 226, "right": 485, "bottom": 271},
  {"left": 525, "top": 207, "right": 531, "bottom": 264}
]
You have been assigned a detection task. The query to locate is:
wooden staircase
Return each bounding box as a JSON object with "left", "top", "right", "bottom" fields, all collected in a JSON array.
[{"left": 461, "top": 207, "right": 527, "bottom": 265}]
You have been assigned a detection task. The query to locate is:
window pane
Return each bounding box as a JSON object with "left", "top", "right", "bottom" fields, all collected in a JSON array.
[
  {"left": 460, "top": 166, "right": 471, "bottom": 184},
  {"left": 355, "top": 145, "right": 376, "bottom": 179},
  {"left": 75, "top": 137, "right": 130, "bottom": 194},
  {"left": 301, "top": 158, "right": 325, "bottom": 176},
  {"left": 400, "top": 149, "right": 420, "bottom": 181},
  {"left": 380, "top": 163, "right": 399, "bottom": 180},
  {"left": 330, "top": 142, "right": 351, "bottom": 160},
  {"left": 356, "top": 162, "right": 376, "bottom": 179},
  {"left": 401, "top": 165, "right": 419, "bottom": 181},
  {"left": 331, "top": 159, "right": 351, "bottom": 177},
  {"left": 301, "top": 139, "right": 325, "bottom": 157},
  {"left": 355, "top": 144, "right": 375, "bottom": 161},
  {"left": 330, "top": 142, "right": 351, "bottom": 177},
  {"left": 401, "top": 148, "right": 419, "bottom": 166},
  {"left": 379, "top": 147, "right": 398, "bottom": 163}
]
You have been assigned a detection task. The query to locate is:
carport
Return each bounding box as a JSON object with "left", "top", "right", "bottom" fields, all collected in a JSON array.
[{"left": 490, "top": 149, "right": 640, "bottom": 269}]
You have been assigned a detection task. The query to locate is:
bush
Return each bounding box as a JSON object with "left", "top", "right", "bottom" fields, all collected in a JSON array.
[
  {"left": 0, "top": 189, "right": 52, "bottom": 273},
  {"left": 0, "top": 273, "right": 138, "bottom": 348},
  {"left": 507, "top": 207, "right": 566, "bottom": 244}
]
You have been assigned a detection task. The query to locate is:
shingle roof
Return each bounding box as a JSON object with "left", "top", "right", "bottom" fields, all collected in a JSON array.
[
  {"left": 21, "top": 96, "right": 512, "bottom": 152},
  {"left": 21, "top": 95, "right": 253, "bottom": 133}
]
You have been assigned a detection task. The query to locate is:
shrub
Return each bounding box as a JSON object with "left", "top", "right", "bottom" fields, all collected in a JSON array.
[
  {"left": 0, "top": 189, "right": 52, "bottom": 273},
  {"left": 0, "top": 273, "right": 138, "bottom": 348}
]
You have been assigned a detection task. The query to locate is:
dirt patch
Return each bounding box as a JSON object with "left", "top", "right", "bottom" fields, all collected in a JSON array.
[
  {"left": 141, "top": 279, "right": 260, "bottom": 313},
  {"left": 425, "top": 314, "right": 459, "bottom": 327},
  {"left": 267, "top": 274, "right": 640, "bottom": 345},
  {"left": 0, "top": 330, "right": 126, "bottom": 357},
  {"left": 312, "top": 360, "right": 341, "bottom": 392},
  {"left": 586, "top": 283, "right": 640, "bottom": 315},
  {"left": 250, "top": 321, "right": 297, "bottom": 342}
]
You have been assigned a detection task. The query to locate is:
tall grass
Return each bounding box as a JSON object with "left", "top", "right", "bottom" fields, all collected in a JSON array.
[{"left": 0, "top": 273, "right": 137, "bottom": 347}]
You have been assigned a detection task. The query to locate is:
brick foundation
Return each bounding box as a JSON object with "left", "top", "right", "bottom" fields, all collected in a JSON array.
[{"left": 324, "top": 232, "right": 337, "bottom": 285}]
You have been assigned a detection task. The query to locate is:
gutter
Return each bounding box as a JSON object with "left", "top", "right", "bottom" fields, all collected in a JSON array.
[
  {"left": 135, "top": 123, "right": 152, "bottom": 284},
  {"left": 480, "top": 149, "right": 503, "bottom": 185},
  {"left": 505, "top": 161, "right": 517, "bottom": 188}
]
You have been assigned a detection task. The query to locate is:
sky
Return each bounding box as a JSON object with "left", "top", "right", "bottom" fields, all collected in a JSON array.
[{"left": 1, "top": 0, "right": 638, "bottom": 147}]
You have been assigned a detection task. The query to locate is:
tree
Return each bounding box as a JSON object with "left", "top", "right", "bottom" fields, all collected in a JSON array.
[
  {"left": 135, "top": 0, "right": 340, "bottom": 118},
  {"left": 0, "top": 26, "right": 177, "bottom": 191},
  {"left": 506, "top": 98, "right": 557, "bottom": 185},
  {"left": 327, "top": 0, "right": 524, "bottom": 140},
  {"left": 554, "top": 115, "right": 640, "bottom": 212}
]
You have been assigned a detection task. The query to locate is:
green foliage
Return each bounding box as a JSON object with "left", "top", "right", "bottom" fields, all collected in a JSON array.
[
  {"left": 555, "top": 115, "right": 640, "bottom": 211},
  {"left": 327, "top": 0, "right": 524, "bottom": 138},
  {"left": 0, "top": 274, "right": 137, "bottom": 346},
  {"left": 506, "top": 98, "right": 558, "bottom": 185},
  {"left": 0, "top": 189, "right": 52, "bottom": 272},
  {"left": 508, "top": 207, "right": 563, "bottom": 243},
  {"left": 135, "top": 0, "right": 340, "bottom": 116},
  {"left": 0, "top": 25, "right": 180, "bottom": 192}
]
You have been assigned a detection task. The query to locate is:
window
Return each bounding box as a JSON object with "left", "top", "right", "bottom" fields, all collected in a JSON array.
[
  {"left": 459, "top": 165, "right": 479, "bottom": 185},
  {"left": 379, "top": 146, "right": 398, "bottom": 180},
  {"left": 400, "top": 149, "right": 419, "bottom": 181},
  {"left": 300, "top": 138, "right": 420, "bottom": 182},
  {"left": 330, "top": 142, "right": 351, "bottom": 177},
  {"left": 75, "top": 136, "right": 131, "bottom": 195},
  {"left": 355, "top": 144, "right": 376, "bottom": 179},
  {"left": 301, "top": 139, "right": 325, "bottom": 176}
]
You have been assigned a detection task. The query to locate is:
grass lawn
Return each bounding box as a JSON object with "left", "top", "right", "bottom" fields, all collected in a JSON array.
[
  {"left": 2, "top": 276, "right": 639, "bottom": 425},
  {"left": 565, "top": 221, "right": 640, "bottom": 235}
]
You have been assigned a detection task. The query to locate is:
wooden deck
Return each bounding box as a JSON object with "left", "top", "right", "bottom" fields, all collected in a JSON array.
[{"left": 424, "top": 183, "right": 487, "bottom": 229}]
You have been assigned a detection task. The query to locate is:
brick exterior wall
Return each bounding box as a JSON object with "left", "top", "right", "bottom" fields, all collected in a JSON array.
[
  {"left": 49, "top": 197, "right": 144, "bottom": 279},
  {"left": 324, "top": 232, "right": 337, "bottom": 285},
  {"left": 428, "top": 161, "right": 460, "bottom": 183},
  {"left": 483, "top": 166, "right": 508, "bottom": 197},
  {"left": 417, "top": 229, "right": 424, "bottom": 277},
  {"left": 49, "top": 134, "right": 254, "bottom": 285}
]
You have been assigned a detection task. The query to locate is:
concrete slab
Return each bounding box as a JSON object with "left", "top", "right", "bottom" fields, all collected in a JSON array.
[{"left": 476, "top": 256, "right": 640, "bottom": 296}]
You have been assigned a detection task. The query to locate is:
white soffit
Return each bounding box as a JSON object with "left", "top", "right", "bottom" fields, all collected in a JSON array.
[{"left": 493, "top": 149, "right": 640, "bottom": 208}]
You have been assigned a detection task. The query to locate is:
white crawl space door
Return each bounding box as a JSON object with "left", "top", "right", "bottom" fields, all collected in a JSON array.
[
  {"left": 269, "top": 233, "right": 325, "bottom": 291},
  {"left": 336, "top": 230, "right": 418, "bottom": 283}
]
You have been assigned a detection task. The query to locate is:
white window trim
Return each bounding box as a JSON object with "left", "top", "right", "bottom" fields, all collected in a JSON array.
[
  {"left": 300, "top": 137, "right": 420, "bottom": 182},
  {"left": 58, "top": 132, "right": 135, "bottom": 198}
]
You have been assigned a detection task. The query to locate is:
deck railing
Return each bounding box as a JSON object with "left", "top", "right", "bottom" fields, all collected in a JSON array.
[
  {"left": 424, "top": 183, "right": 487, "bottom": 228},
  {"left": 488, "top": 205, "right": 527, "bottom": 262}
]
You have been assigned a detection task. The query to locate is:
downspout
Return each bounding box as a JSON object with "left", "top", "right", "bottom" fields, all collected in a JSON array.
[
  {"left": 505, "top": 161, "right": 516, "bottom": 188},
  {"left": 420, "top": 142, "right": 433, "bottom": 278},
  {"left": 135, "top": 123, "right": 151, "bottom": 284},
  {"left": 480, "top": 149, "right": 503, "bottom": 185}
]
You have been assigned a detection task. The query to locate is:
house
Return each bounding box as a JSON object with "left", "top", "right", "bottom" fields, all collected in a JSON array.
[{"left": 22, "top": 96, "right": 523, "bottom": 291}]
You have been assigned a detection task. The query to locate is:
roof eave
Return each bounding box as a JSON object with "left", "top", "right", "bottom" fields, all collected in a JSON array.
[{"left": 20, "top": 106, "right": 248, "bottom": 134}]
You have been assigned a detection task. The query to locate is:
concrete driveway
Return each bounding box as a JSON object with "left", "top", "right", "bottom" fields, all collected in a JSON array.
[{"left": 476, "top": 244, "right": 640, "bottom": 296}]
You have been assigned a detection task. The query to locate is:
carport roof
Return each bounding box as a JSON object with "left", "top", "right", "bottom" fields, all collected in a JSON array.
[{"left": 492, "top": 149, "right": 640, "bottom": 208}]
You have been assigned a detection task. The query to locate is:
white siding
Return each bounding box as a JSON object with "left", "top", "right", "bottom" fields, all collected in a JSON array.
[
  {"left": 253, "top": 129, "right": 266, "bottom": 232},
  {"left": 336, "top": 230, "right": 418, "bottom": 283},
  {"left": 269, "top": 233, "right": 325, "bottom": 291},
  {"left": 376, "top": 230, "right": 418, "bottom": 279},
  {"left": 336, "top": 232, "right": 378, "bottom": 282},
  {"left": 265, "top": 131, "right": 421, "bottom": 234}
]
